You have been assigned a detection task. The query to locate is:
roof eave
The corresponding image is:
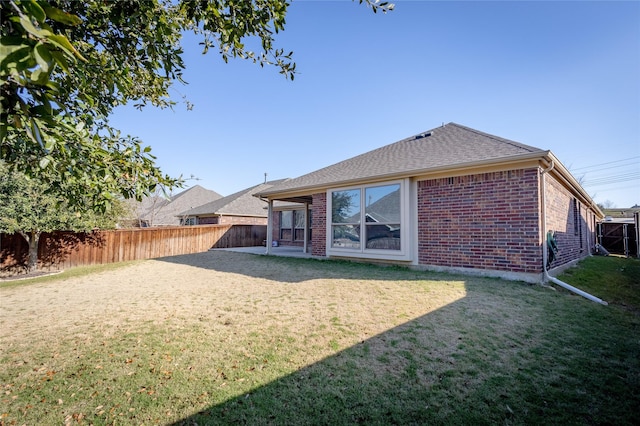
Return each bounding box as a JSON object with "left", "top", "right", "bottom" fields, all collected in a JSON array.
[
  {"left": 257, "top": 151, "right": 548, "bottom": 200},
  {"left": 542, "top": 152, "right": 605, "bottom": 219}
]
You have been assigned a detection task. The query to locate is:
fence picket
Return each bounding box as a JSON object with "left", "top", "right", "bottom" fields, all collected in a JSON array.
[{"left": 1, "top": 225, "right": 266, "bottom": 272}]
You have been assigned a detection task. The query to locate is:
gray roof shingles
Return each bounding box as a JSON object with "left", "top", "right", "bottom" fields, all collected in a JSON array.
[
  {"left": 259, "top": 123, "right": 545, "bottom": 196},
  {"left": 181, "top": 180, "right": 287, "bottom": 217},
  {"left": 136, "top": 185, "right": 223, "bottom": 225}
]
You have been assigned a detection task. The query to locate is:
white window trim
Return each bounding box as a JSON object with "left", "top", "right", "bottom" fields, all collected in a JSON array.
[{"left": 326, "top": 179, "right": 412, "bottom": 261}]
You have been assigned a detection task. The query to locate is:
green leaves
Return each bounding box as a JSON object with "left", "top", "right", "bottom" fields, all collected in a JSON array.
[
  {"left": 38, "top": 155, "right": 51, "bottom": 168},
  {"left": 182, "top": 0, "right": 296, "bottom": 80},
  {"left": 359, "top": 0, "right": 395, "bottom": 14},
  {"left": 33, "top": 42, "right": 52, "bottom": 71},
  {"left": 0, "top": 39, "right": 34, "bottom": 75},
  {"left": 1, "top": 0, "right": 391, "bottom": 218},
  {"left": 0, "top": 160, "right": 111, "bottom": 235},
  {"left": 22, "top": 0, "right": 47, "bottom": 23},
  {"left": 43, "top": 4, "right": 83, "bottom": 26}
]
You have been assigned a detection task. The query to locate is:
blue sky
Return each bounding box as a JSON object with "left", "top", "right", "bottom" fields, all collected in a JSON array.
[{"left": 109, "top": 0, "right": 640, "bottom": 208}]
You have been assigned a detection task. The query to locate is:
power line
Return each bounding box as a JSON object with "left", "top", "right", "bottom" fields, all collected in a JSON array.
[
  {"left": 594, "top": 183, "right": 640, "bottom": 192},
  {"left": 571, "top": 154, "right": 639, "bottom": 191},
  {"left": 575, "top": 162, "right": 640, "bottom": 175},
  {"left": 582, "top": 171, "right": 640, "bottom": 187},
  {"left": 571, "top": 156, "right": 640, "bottom": 172}
]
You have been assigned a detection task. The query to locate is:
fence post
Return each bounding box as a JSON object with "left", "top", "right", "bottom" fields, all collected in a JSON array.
[{"left": 633, "top": 212, "right": 640, "bottom": 259}]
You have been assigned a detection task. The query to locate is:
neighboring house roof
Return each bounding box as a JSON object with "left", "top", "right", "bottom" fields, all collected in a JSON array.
[
  {"left": 180, "top": 180, "right": 288, "bottom": 218},
  {"left": 602, "top": 207, "right": 640, "bottom": 218},
  {"left": 134, "top": 185, "right": 223, "bottom": 226},
  {"left": 258, "top": 123, "right": 545, "bottom": 198},
  {"left": 362, "top": 188, "right": 401, "bottom": 223},
  {"left": 602, "top": 207, "right": 640, "bottom": 224}
]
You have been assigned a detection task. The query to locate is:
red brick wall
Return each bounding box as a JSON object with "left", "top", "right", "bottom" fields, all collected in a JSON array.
[
  {"left": 417, "top": 169, "right": 542, "bottom": 273},
  {"left": 197, "top": 216, "right": 266, "bottom": 225},
  {"left": 217, "top": 216, "right": 267, "bottom": 225},
  {"left": 544, "top": 173, "right": 596, "bottom": 268},
  {"left": 271, "top": 210, "right": 281, "bottom": 243},
  {"left": 311, "top": 193, "right": 326, "bottom": 256}
]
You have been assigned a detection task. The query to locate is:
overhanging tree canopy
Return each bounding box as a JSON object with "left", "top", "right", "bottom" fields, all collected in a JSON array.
[
  {"left": 0, "top": 161, "right": 128, "bottom": 271},
  {"left": 1, "top": 0, "right": 393, "bottom": 212}
]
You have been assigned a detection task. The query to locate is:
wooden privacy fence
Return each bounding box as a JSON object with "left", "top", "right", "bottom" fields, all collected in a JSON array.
[
  {"left": 598, "top": 221, "right": 639, "bottom": 258},
  {"left": 1, "top": 224, "right": 266, "bottom": 272}
]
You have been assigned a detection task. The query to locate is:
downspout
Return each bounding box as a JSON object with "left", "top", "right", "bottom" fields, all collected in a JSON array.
[{"left": 540, "top": 160, "right": 608, "bottom": 305}]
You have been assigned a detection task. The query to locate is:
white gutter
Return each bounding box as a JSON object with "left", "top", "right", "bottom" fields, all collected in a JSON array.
[{"left": 540, "top": 160, "right": 608, "bottom": 305}]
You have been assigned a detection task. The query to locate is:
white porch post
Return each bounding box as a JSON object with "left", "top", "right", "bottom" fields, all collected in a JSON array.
[{"left": 266, "top": 199, "right": 273, "bottom": 254}]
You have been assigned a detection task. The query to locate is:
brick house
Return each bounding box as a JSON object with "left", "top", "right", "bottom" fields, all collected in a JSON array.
[
  {"left": 178, "top": 180, "right": 286, "bottom": 225},
  {"left": 256, "top": 123, "right": 603, "bottom": 283},
  {"left": 127, "top": 185, "right": 223, "bottom": 227},
  {"left": 268, "top": 201, "right": 310, "bottom": 248}
]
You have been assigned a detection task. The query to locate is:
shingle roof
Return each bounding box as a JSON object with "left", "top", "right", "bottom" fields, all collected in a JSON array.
[
  {"left": 180, "top": 180, "right": 288, "bottom": 217},
  {"left": 258, "top": 123, "right": 546, "bottom": 197},
  {"left": 134, "top": 185, "right": 223, "bottom": 226}
]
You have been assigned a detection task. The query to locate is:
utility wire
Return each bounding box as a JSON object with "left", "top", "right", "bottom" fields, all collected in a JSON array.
[
  {"left": 571, "top": 156, "right": 640, "bottom": 172},
  {"left": 571, "top": 155, "right": 640, "bottom": 189},
  {"left": 575, "top": 162, "right": 640, "bottom": 175},
  {"left": 582, "top": 171, "right": 640, "bottom": 187}
]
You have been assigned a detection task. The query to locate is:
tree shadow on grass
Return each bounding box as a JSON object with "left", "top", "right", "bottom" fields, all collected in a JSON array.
[
  {"left": 169, "top": 285, "right": 637, "bottom": 425},
  {"left": 174, "top": 300, "right": 505, "bottom": 425},
  {"left": 157, "top": 252, "right": 638, "bottom": 425}
]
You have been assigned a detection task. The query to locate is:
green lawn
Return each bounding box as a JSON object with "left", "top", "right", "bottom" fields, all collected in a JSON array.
[{"left": 1, "top": 253, "right": 638, "bottom": 425}]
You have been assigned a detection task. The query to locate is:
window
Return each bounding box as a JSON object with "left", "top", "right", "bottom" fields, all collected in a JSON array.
[
  {"left": 280, "top": 211, "right": 292, "bottom": 240},
  {"left": 280, "top": 209, "right": 309, "bottom": 241},
  {"left": 294, "top": 210, "right": 306, "bottom": 241},
  {"left": 181, "top": 217, "right": 197, "bottom": 226},
  {"left": 365, "top": 184, "right": 401, "bottom": 250},
  {"left": 331, "top": 189, "right": 361, "bottom": 248},
  {"left": 330, "top": 183, "right": 402, "bottom": 252}
]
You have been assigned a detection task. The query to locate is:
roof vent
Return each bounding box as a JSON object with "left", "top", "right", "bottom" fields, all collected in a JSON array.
[{"left": 415, "top": 131, "right": 432, "bottom": 140}]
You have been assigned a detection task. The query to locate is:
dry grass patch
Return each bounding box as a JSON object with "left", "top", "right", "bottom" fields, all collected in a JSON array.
[{"left": 1, "top": 252, "right": 638, "bottom": 425}]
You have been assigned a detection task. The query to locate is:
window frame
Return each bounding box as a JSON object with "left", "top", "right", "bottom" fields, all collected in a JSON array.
[
  {"left": 280, "top": 210, "right": 293, "bottom": 240},
  {"left": 293, "top": 209, "right": 306, "bottom": 241},
  {"left": 181, "top": 217, "right": 197, "bottom": 226},
  {"left": 279, "top": 209, "right": 309, "bottom": 242},
  {"left": 326, "top": 179, "right": 411, "bottom": 261}
]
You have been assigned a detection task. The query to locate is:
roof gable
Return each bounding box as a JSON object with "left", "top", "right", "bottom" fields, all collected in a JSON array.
[
  {"left": 133, "top": 185, "right": 223, "bottom": 226},
  {"left": 182, "top": 180, "right": 287, "bottom": 217},
  {"left": 260, "top": 123, "right": 545, "bottom": 196}
]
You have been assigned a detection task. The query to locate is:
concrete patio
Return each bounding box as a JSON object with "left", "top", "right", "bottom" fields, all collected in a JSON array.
[{"left": 212, "top": 245, "right": 314, "bottom": 259}]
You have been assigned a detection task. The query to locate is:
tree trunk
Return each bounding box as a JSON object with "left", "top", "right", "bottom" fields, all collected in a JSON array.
[{"left": 20, "top": 231, "right": 40, "bottom": 272}]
